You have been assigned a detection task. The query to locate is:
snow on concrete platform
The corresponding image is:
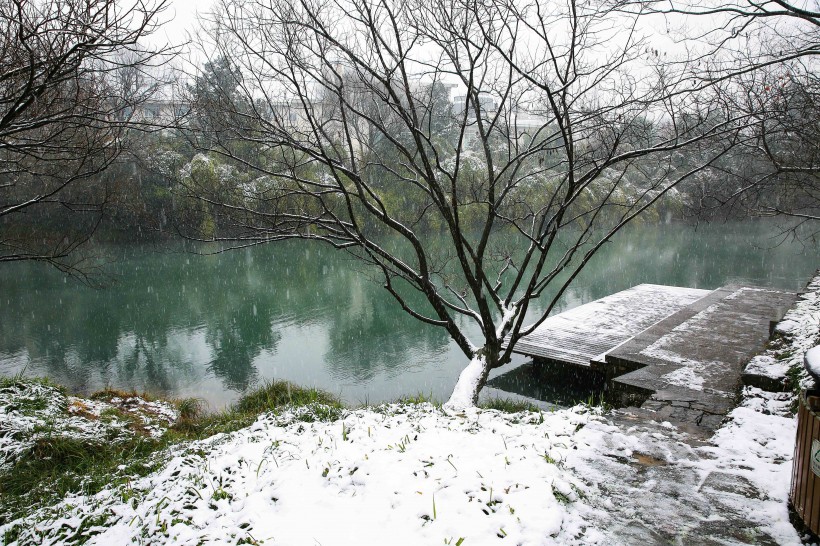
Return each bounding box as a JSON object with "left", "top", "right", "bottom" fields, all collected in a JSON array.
[
  {"left": 509, "top": 284, "right": 710, "bottom": 366},
  {"left": 503, "top": 282, "right": 800, "bottom": 436},
  {"left": 610, "top": 286, "right": 797, "bottom": 394},
  {"left": 609, "top": 285, "right": 798, "bottom": 434}
]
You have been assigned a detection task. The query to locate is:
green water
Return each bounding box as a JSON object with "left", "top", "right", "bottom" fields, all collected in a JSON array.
[{"left": 0, "top": 221, "right": 816, "bottom": 408}]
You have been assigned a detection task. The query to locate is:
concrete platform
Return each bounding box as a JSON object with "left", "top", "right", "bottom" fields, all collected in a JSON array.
[
  {"left": 501, "top": 283, "right": 798, "bottom": 436},
  {"left": 606, "top": 285, "right": 797, "bottom": 434},
  {"left": 508, "top": 284, "right": 710, "bottom": 366}
]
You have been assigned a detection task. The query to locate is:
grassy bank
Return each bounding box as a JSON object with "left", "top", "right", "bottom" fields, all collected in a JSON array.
[
  {"left": 0, "top": 377, "right": 542, "bottom": 527},
  {"left": 0, "top": 377, "right": 345, "bottom": 525}
]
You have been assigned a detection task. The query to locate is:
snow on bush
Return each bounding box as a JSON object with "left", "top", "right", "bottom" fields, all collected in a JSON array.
[
  {"left": 784, "top": 273, "right": 820, "bottom": 388},
  {"left": 805, "top": 345, "right": 820, "bottom": 381}
]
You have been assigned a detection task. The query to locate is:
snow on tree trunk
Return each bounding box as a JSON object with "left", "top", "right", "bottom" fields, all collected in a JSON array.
[{"left": 444, "top": 354, "right": 491, "bottom": 410}]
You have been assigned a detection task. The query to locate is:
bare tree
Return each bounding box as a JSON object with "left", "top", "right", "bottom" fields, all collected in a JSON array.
[
  {"left": 611, "top": 0, "right": 818, "bottom": 38},
  {"left": 684, "top": 60, "right": 820, "bottom": 240},
  {"left": 610, "top": 0, "right": 820, "bottom": 235},
  {"left": 183, "top": 0, "right": 758, "bottom": 407},
  {"left": 0, "top": 0, "right": 172, "bottom": 278}
]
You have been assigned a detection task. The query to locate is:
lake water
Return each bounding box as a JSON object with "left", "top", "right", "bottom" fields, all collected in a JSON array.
[{"left": 0, "top": 221, "right": 816, "bottom": 409}]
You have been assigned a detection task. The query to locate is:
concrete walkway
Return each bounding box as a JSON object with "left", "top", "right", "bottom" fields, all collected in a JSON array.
[
  {"left": 570, "top": 394, "right": 795, "bottom": 545},
  {"left": 607, "top": 286, "right": 797, "bottom": 436},
  {"left": 496, "top": 272, "right": 820, "bottom": 545},
  {"left": 508, "top": 284, "right": 709, "bottom": 366}
]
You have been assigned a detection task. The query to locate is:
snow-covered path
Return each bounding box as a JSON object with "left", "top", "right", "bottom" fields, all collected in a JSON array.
[
  {"left": 571, "top": 392, "right": 798, "bottom": 545},
  {"left": 566, "top": 271, "right": 820, "bottom": 545}
]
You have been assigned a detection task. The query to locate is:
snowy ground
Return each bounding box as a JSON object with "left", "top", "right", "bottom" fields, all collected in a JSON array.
[
  {"left": 568, "top": 272, "right": 818, "bottom": 545},
  {"left": 0, "top": 391, "right": 804, "bottom": 546},
  {"left": 1, "top": 273, "right": 818, "bottom": 545},
  {"left": 2, "top": 403, "right": 608, "bottom": 545},
  {"left": 569, "top": 386, "right": 800, "bottom": 544}
]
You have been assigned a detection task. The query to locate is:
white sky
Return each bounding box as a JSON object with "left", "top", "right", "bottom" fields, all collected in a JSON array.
[
  {"left": 148, "top": 0, "right": 814, "bottom": 101},
  {"left": 154, "top": 0, "right": 207, "bottom": 48}
]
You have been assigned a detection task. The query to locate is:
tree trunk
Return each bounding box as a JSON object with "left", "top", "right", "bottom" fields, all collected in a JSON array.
[{"left": 444, "top": 350, "right": 495, "bottom": 410}]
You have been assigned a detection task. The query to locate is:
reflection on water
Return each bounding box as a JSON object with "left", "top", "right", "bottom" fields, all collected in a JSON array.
[
  {"left": 487, "top": 361, "right": 606, "bottom": 407},
  {"left": 0, "top": 221, "right": 816, "bottom": 408}
]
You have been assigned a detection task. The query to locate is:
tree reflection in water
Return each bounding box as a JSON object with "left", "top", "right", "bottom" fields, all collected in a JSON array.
[{"left": 0, "top": 222, "right": 814, "bottom": 407}]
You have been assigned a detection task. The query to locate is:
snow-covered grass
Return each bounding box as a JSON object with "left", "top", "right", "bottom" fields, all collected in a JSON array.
[
  {"left": 0, "top": 378, "right": 182, "bottom": 472},
  {"left": 0, "top": 379, "right": 343, "bottom": 527},
  {"left": 1, "top": 402, "right": 605, "bottom": 545},
  {"left": 0, "top": 373, "right": 808, "bottom": 546},
  {"left": 0, "top": 378, "right": 186, "bottom": 525},
  {"left": 3, "top": 369, "right": 806, "bottom": 545}
]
